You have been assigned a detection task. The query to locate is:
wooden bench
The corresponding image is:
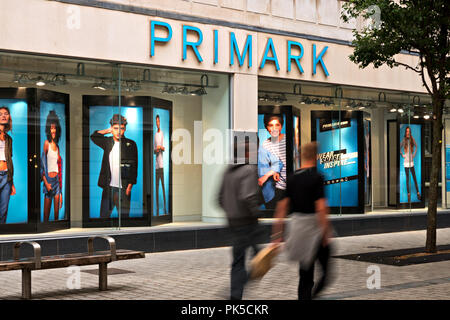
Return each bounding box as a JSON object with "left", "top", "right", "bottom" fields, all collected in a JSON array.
[{"left": 0, "top": 235, "right": 145, "bottom": 299}]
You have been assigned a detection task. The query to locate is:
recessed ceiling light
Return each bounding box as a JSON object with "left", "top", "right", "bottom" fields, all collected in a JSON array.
[{"left": 35, "top": 77, "right": 45, "bottom": 86}]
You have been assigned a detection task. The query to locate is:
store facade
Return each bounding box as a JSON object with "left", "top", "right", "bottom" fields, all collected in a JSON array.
[{"left": 0, "top": 0, "right": 446, "bottom": 233}]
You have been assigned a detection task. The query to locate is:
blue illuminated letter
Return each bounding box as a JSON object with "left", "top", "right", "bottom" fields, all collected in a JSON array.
[
  {"left": 260, "top": 38, "right": 280, "bottom": 71},
  {"left": 150, "top": 21, "right": 172, "bottom": 57},
  {"left": 183, "top": 25, "right": 203, "bottom": 62},
  {"left": 214, "top": 30, "right": 218, "bottom": 64},
  {"left": 230, "top": 33, "right": 252, "bottom": 68},
  {"left": 313, "top": 44, "right": 330, "bottom": 76},
  {"left": 287, "top": 41, "right": 304, "bottom": 73}
]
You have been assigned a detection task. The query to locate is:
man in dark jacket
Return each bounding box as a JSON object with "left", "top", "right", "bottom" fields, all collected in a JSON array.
[
  {"left": 90, "top": 114, "right": 138, "bottom": 219},
  {"left": 218, "top": 138, "right": 262, "bottom": 300}
]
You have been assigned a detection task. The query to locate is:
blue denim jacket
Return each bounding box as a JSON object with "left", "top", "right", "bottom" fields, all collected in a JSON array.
[{"left": 258, "top": 146, "right": 283, "bottom": 203}]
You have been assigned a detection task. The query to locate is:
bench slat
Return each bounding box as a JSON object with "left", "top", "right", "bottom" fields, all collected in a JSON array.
[{"left": 0, "top": 250, "right": 145, "bottom": 271}]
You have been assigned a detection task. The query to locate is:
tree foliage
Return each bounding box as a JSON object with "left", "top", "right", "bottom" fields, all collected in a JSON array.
[
  {"left": 342, "top": 0, "right": 449, "bottom": 252},
  {"left": 342, "top": 0, "right": 449, "bottom": 98}
]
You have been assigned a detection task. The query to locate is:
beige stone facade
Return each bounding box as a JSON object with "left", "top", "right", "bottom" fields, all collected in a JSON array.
[{"left": 0, "top": 0, "right": 441, "bottom": 228}]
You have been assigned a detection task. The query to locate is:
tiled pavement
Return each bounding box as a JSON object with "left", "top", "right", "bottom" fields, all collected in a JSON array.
[{"left": 1, "top": 228, "right": 450, "bottom": 300}]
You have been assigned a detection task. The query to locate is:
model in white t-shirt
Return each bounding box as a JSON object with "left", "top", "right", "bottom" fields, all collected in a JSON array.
[
  {"left": 41, "top": 111, "right": 63, "bottom": 222},
  {"left": 154, "top": 115, "right": 167, "bottom": 215}
]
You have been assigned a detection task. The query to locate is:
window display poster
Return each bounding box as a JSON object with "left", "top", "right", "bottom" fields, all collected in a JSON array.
[
  {"left": 364, "top": 119, "right": 371, "bottom": 206},
  {"left": 40, "top": 101, "right": 67, "bottom": 222},
  {"left": 257, "top": 113, "right": 287, "bottom": 210},
  {"left": 0, "top": 99, "right": 28, "bottom": 224},
  {"left": 153, "top": 107, "right": 170, "bottom": 216},
  {"left": 315, "top": 117, "right": 359, "bottom": 207},
  {"left": 89, "top": 106, "right": 144, "bottom": 219},
  {"left": 399, "top": 124, "right": 422, "bottom": 203},
  {"left": 446, "top": 145, "right": 450, "bottom": 192},
  {"left": 293, "top": 115, "right": 301, "bottom": 171}
]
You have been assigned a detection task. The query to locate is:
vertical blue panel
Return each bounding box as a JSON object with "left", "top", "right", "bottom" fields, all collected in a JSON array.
[
  {"left": 0, "top": 99, "right": 28, "bottom": 224},
  {"left": 293, "top": 115, "right": 301, "bottom": 171},
  {"left": 89, "top": 106, "right": 144, "bottom": 218},
  {"left": 316, "top": 118, "right": 359, "bottom": 207},
  {"left": 399, "top": 124, "right": 422, "bottom": 203},
  {"left": 153, "top": 108, "right": 170, "bottom": 216},
  {"left": 39, "top": 101, "right": 67, "bottom": 221},
  {"left": 446, "top": 145, "right": 450, "bottom": 191}
]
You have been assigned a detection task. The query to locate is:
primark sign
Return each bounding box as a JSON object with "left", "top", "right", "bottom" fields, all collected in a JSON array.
[{"left": 149, "top": 20, "right": 330, "bottom": 76}]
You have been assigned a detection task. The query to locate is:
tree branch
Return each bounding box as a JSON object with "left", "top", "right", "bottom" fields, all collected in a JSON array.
[
  {"left": 423, "top": 51, "right": 439, "bottom": 95},
  {"left": 393, "top": 60, "right": 421, "bottom": 74},
  {"left": 419, "top": 55, "right": 433, "bottom": 95}
]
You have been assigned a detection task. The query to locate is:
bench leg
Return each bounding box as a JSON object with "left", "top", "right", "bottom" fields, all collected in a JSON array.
[
  {"left": 22, "top": 269, "right": 32, "bottom": 300},
  {"left": 99, "top": 263, "right": 108, "bottom": 291}
]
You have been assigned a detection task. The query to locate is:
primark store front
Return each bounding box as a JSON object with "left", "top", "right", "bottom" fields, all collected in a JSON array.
[{"left": 0, "top": 0, "right": 448, "bottom": 235}]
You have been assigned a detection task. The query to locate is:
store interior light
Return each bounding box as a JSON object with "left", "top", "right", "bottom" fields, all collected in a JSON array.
[
  {"left": 168, "top": 86, "right": 176, "bottom": 94},
  {"left": 311, "top": 97, "right": 321, "bottom": 104},
  {"left": 390, "top": 108, "right": 397, "bottom": 112},
  {"left": 413, "top": 115, "right": 419, "bottom": 119},
  {"left": 190, "top": 86, "right": 207, "bottom": 96},
  {"left": 13, "top": 73, "right": 31, "bottom": 85},
  {"left": 397, "top": 108, "right": 404, "bottom": 113},
  {"left": 177, "top": 86, "right": 189, "bottom": 95},
  {"left": 424, "top": 114, "right": 430, "bottom": 119},
  {"left": 93, "top": 80, "right": 107, "bottom": 90},
  {"left": 299, "top": 96, "right": 311, "bottom": 104},
  {"left": 35, "top": 76, "right": 46, "bottom": 86},
  {"left": 49, "top": 74, "right": 68, "bottom": 86}
]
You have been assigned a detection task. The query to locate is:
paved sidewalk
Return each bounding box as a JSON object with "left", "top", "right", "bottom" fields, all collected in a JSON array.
[{"left": 1, "top": 228, "right": 450, "bottom": 300}]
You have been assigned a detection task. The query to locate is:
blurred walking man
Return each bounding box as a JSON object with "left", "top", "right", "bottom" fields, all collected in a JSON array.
[
  {"left": 218, "top": 139, "right": 262, "bottom": 300},
  {"left": 272, "top": 142, "right": 333, "bottom": 300}
]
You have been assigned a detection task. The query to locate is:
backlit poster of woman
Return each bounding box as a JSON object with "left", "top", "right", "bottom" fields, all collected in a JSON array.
[
  {"left": 0, "top": 100, "right": 27, "bottom": 224},
  {"left": 40, "top": 103, "right": 66, "bottom": 222},
  {"left": 399, "top": 124, "right": 422, "bottom": 203},
  {"left": 0, "top": 106, "right": 16, "bottom": 224},
  {"left": 293, "top": 114, "right": 301, "bottom": 171}
]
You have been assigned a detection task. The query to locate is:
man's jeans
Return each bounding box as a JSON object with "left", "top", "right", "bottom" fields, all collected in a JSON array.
[
  {"left": 229, "top": 223, "right": 261, "bottom": 300},
  {"left": 100, "top": 186, "right": 131, "bottom": 219},
  {"left": 0, "top": 171, "right": 12, "bottom": 224}
]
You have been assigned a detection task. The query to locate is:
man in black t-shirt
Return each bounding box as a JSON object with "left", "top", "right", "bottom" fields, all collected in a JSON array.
[{"left": 271, "top": 142, "right": 332, "bottom": 300}]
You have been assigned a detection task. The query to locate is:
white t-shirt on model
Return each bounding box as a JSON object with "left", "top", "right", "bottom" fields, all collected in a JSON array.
[
  {"left": 109, "top": 141, "right": 121, "bottom": 188},
  {"left": 154, "top": 130, "right": 164, "bottom": 169}
]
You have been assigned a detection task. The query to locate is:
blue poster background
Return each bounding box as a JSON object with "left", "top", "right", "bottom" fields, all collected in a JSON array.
[
  {"left": 0, "top": 99, "right": 28, "bottom": 224},
  {"left": 316, "top": 117, "right": 359, "bottom": 207},
  {"left": 89, "top": 106, "right": 144, "bottom": 218},
  {"left": 446, "top": 145, "right": 450, "bottom": 192},
  {"left": 293, "top": 115, "right": 301, "bottom": 171},
  {"left": 364, "top": 120, "right": 371, "bottom": 205},
  {"left": 39, "top": 101, "right": 67, "bottom": 221},
  {"left": 153, "top": 108, "right": 170, "bottom": 216},
  {"left": 399, "top": 124, "right": 422, "bottom": 203}
]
